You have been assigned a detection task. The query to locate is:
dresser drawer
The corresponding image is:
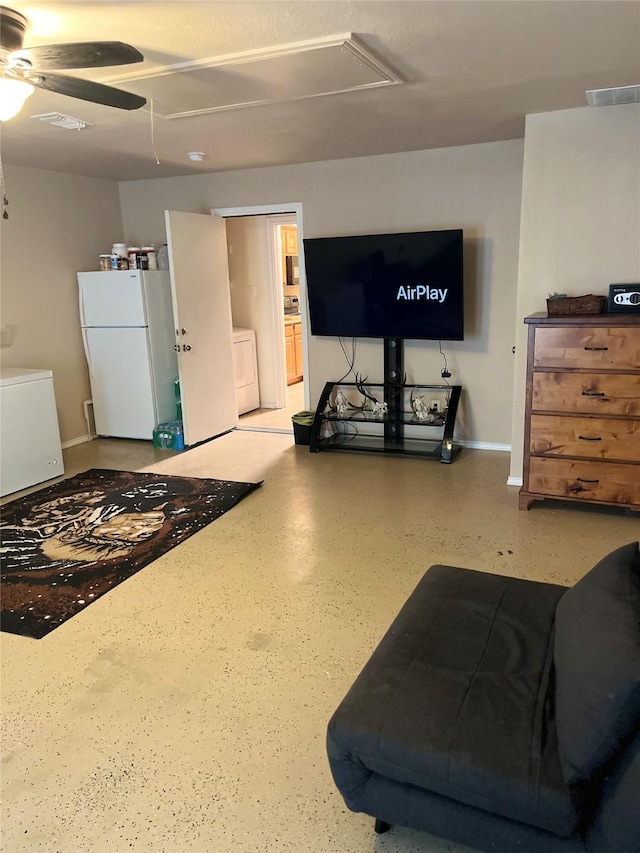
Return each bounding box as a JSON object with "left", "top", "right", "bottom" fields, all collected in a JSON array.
[
  {"left": 527, "top": 457, "right": 640, "bottom": 506},
  {"left": 533, "top": 326, "right": 640, "bottom": 370},
  {"left": 532, "top": 373, "right": 640, "bottom": 416},
  {"left": 530, "top": 415, "right": 640, "bottom": 462}
]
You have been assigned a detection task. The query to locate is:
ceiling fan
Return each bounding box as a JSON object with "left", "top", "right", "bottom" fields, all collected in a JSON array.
[{"left": 0, "top": 5, "right": 147, "bottom": 120}]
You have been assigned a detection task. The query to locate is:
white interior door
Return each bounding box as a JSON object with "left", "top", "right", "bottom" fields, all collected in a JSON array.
[{"left": 165, "top": 210, "right": 237, "bottom": 446}]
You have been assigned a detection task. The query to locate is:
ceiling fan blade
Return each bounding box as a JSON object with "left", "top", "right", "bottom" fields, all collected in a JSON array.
[
  {"left": 10, "top": 41, "right": 144, "bottom": 71},
  {"left": 32, "top": 72, "right": 146, "bottom": 110}
]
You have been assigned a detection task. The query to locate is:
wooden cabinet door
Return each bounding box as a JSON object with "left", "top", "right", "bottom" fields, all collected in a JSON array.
[
  {"left": 285, "top": 324, "right": 297, "bottom": 385},
  {"left": 294, "top": 323, "right": 303, "bottom": 379},
  {"left": 281, "top": 225, "right": 298, "bottom": 286},
  {"left": 282, "top": 226, "right": 298, "bottom": 256}
]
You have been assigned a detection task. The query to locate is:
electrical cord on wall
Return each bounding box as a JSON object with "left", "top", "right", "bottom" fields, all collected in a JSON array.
[
  {"left": 439, "top": 340, "right": 451, "bottom": 386},
  {"left": 336, "top": 337, "right": 358, "bottom": 383}
]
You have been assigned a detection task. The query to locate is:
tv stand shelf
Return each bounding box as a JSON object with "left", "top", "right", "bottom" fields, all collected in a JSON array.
[{"left": 310, "top": 382, "right": 462, "bottom": 462}]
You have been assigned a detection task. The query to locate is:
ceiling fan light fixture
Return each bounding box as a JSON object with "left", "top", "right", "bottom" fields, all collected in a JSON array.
[{"left": 0, "top": 75, "right": 35, "bottom": 121}]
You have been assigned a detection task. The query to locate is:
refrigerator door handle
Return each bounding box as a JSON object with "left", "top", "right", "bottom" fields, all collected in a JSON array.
[
  {"left": 81, "top": 328, "right": 93, "bottom": 377},
  {"left": 78, "top": 281, "right": 86, "bottom": 327}
]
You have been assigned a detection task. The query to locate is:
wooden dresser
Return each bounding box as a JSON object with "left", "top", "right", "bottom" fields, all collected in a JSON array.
[{"left": 519, "top": 313, "right": 640, "bottom": 512}]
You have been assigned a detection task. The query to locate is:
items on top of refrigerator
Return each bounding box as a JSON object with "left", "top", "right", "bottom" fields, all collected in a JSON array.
[
  {"left": 157, "top": 243, "right": 169, "bottom": 269},
  {"left": 98, "top": 243, "right": 161, "bottom": 271},
  {"left": 143, "top": 247, "right": 158, "bottom": 270},
  {"left": 127, "top": 247, "right": 140, "bottom": 269}
]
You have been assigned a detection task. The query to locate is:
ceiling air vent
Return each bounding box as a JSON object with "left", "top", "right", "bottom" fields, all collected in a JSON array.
[
  {"left": 31, "top": 112, "right": 93, "bottom": 130},
  {"left": 586, "top": 84, "right": 640, "bottom": 107}
]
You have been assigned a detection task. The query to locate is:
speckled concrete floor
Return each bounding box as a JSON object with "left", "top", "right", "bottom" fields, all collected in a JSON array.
[
  {"left": 237, "top": 381, "right": 305, "bottom": 432},
  {"left": 2, "top": 433, "right": 638, "bottom": 853}
]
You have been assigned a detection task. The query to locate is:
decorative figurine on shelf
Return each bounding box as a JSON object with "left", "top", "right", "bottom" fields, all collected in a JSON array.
[
  {"left": 334, "top": 390, "right": 349, "bottom": 414},
  {"left": 411, "top": 395, "right": 430, "bottom": 421},
  {"left": 411, "top": 388, "right": 431, "bottom": 421},
  {"left": 372, "top": 401, "right": 388, "bottom": 420}
]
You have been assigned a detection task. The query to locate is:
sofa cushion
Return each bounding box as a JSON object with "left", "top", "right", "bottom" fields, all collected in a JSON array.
[
  {"left": 554, "top": 542, "right": 640, "bottom": 785},
  {"left": 327, "top": 565, "right": 577, "bottom": 837},
  {"left": 585, "top": 728, "right": 640, "bottom": 852}
]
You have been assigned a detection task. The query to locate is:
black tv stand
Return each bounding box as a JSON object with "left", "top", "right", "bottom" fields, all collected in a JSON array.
[
  {"left": 310, "top": 338, "right": 462, "bottom": 462},
  {"left": 383, "top": 337, "right": 404, "bottom": 447}
]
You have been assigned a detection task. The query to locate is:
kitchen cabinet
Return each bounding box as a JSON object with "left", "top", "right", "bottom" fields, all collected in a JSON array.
[
  {"left": 281, "top": 225, "right": 298, "bottom": 256},
  {"left": 519, "top": 313, "right": 640, "bottom": 512},
  {"left": 281, "top": 225, "right": 298, "bottom": 286},
  {"left": 285, "top": 318, "right": 303, "bottom": 385}
]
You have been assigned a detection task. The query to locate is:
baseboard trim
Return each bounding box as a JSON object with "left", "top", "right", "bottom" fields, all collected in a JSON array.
[
  {"left": 235, "top": 426, "right": 293, "bottom": 435},
  {"left": 61, "top": 434, "right": 95, "bottom": 449},
  {"left": 507, "top": 476, "right": 523, "bottom": 487},
  {"left": 459, "top": 441, "right": 511, "bottom": 453}
]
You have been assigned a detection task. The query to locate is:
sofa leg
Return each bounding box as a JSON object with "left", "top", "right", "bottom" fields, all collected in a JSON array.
[{"left": 374, "top": 819, "right": 391, "bottom": 834}]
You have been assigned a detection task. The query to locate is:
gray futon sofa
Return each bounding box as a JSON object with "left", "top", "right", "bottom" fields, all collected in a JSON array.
[{"left": 327, "top": 542, "right": 640, "bottom": 852}]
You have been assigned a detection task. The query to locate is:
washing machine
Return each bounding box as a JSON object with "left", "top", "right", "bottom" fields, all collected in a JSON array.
[{"left": 232, "top": 327, "right": 260, "bottom": 415}]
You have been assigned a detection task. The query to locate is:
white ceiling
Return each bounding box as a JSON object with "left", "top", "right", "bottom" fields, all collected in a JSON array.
[{"left": 2, "top": 0, "right": 639, "bottom": 182}]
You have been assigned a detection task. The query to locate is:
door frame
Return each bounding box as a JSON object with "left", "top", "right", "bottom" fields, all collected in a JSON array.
[
  {"left": 211, "top": 202, "right": 308, "bottom": 411},
  {"left": 268, "top": 213, "right": 296, "bottom": 406}
]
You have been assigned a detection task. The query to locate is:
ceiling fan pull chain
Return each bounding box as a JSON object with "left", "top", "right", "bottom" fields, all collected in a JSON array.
[
  {"left": 0, "top": 155, "right": 8, "bottom": 219},
  {"left": 150, "top": 98, "right": 160, "bottom": 166}
]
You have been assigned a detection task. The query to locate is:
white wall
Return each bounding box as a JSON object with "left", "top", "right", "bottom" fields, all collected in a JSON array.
[
  {"left": 0, "top": 166, "right": 124, "bottom": 444},
  {"left": 5, "top": 112, "right": 633, "bottom": 461},
  {"left": 509, "top": 104, "right": 640, "bottom": 482},
  {"left": 120, "top": 140, "right": 524, "bottom": 448}
]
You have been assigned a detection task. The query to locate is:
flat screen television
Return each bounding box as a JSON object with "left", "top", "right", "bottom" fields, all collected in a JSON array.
[{"left": 303, "top": 228, "right": 463, "bottom": 340}]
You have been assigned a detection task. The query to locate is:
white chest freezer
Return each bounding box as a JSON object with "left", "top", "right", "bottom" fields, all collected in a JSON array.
[{"left": 0, "top": 368, "right": 64, "bottom": 497}]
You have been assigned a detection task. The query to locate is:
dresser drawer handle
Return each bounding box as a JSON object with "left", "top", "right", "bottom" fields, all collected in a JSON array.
[
  {"left": 578, "top": 435, "right": 602, "bottom": 441},
  {"left": 584, "top": 346, "right": 608, "bottom": 351},
  {"left": 581, "top": 391, "right": 605, "bottom": 397},
  {"left": 577, "top": 477, "right": 599, "bottom": 484}
]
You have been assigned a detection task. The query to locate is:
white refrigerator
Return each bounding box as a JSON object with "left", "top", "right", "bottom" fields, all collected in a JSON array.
[{"left": 78, "top": 270, "right": 178, "bottom": 440}]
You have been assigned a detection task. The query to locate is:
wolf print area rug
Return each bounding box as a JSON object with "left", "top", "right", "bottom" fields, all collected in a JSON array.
[{"left": 1, "top": 469, "right": 262, "bottom": 639}]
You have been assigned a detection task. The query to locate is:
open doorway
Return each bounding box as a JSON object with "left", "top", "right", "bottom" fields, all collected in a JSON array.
[{"left": 213, "top": 203, "right": 308, "bottom": 433}]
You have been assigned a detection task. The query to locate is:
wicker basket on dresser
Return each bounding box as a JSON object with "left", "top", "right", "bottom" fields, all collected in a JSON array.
[{"left": 519, "top": 313, "right": 640, "bottom": 512}]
